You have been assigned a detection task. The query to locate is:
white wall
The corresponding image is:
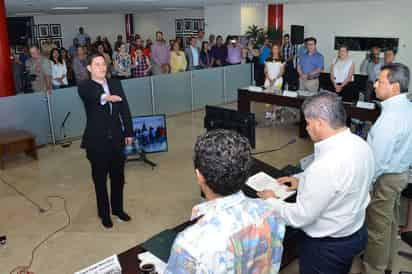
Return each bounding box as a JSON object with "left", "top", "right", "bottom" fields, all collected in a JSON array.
[
  {"left": 34, "top": 14, "right": 125, "bottom": 48},
  {"left": 284, "top": 0, "right": 412, "bottom": 78},
  {"left": 204, "top": 4, "right": 242, "bottom": 39},
  {"left": 240, "top": 4, "right": 267, "bottom": 35},
  {"left": 134, "top": 9, "right": 204, "bottom": 41}
]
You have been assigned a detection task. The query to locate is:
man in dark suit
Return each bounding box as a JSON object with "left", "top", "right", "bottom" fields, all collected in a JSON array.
[{"left": 78, "top": 53, "right": 133, "bottom": 229}]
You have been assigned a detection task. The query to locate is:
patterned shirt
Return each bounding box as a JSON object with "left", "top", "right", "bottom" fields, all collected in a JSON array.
[
  {"left": 165, "top": 191, "right": 285, "bottom": 274},
  {"left": 133, "top": 56, "right": 150, "bottom": 78},
  {"left": 281, "top": 42, "right": 296, "bottom": 61}
]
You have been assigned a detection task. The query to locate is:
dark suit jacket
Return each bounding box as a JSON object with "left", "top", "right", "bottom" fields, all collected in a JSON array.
[{"left": 78, "top": 78, "right": 133, "bottom": 151}]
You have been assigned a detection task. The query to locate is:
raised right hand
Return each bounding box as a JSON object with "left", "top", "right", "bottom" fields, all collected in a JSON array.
[{"left": 277, "top": 176, "right": 299, "bottom": 191}]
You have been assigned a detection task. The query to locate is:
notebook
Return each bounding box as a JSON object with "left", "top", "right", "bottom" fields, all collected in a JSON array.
[{"left": 246, "top": 172, "right": 296, "bottom": 200}]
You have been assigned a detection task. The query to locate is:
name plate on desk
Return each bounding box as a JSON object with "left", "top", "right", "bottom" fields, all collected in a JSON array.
[
  {"left": 356, "top": 101, "right": 375, "bottom": 110},
  {"left": 247, "top": 86, "right": 263, "bottom": 92},
  {"left": 283, "top": 90, "right": 298, "bottom": 98},
  {"left": 74, "top": 255, "right": 121, "bottom": 274}
]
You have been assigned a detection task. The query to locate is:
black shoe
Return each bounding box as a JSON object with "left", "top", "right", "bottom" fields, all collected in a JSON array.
[
  {"left": 384, "top": 270, "right": 391, "bottom": 274},
  {"left": 113, "top": 211, "right": 131, "bottom": 222},
  {"left": 101, "top": 217, "right": 113, "bottom": 229},
  {"left": 401, "top": 231, "right": 412, "bottom": 247}
]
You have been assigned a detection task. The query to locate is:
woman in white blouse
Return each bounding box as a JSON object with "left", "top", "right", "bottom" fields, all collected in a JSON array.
[
  {"left": 264, "top": 44, "right": 284, "bottom": 92},
  {"left": 330, "top": 45, "right": 356, "bottom": 102},
  {"left": 49, "top": 48, "right": 68, "bottom": 89}
]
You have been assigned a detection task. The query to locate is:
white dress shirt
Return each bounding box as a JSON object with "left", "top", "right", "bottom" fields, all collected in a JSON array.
[
  {"left": 51, "top": 61, "right": 68, "bottom": 86},
  {"left": 191, "top": 46, "right": 200, "bottom": 67},
  {"left": 266, "top": 129, "right": 375, "bottom": 238},
  {"left": 367, "top": 93, "right": 412, "bottom": 182}
]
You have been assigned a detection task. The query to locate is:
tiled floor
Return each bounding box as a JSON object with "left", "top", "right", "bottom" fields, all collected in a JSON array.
[{"left": 0, "top": 103, "right": 411, "bottom": 274}]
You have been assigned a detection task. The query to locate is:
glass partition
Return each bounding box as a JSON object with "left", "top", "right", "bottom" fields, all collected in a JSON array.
[
  {"left": 0, "top": 92, "right": 51, "bottom": 145},
  {"left": 224, "top": 64, "right": 253, "bottom": 103},
  {"left": 192, "top": 67, "right": 225, "bottom": 110},
  {"left": 152, "top": 72, "right": 192, "bottom": 115}
]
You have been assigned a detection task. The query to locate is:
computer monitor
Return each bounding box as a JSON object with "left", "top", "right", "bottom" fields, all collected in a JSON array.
[
  {"left": 125, "top": 114, "right": 168, "bottom": 155},
  {"left": 204, "top": 105, "right": 256, "bottom": 148}
]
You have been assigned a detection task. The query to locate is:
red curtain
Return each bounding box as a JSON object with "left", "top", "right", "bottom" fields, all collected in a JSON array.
[
  {"left": 125, "top": 14, "right": 134, "bottom": 41},
  {"left": 0, "top": 0, "right": 15, "bottom": 96},
  {"left": 268, "top": 4, "right": 283, "bottom": 32}
]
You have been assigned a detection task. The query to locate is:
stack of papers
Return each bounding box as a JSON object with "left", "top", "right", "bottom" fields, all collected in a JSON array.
[
  {"left": 246, "top": 172, "right": 295, "bottom": 200},
  {"left": 138, "top": 252, "right": 167, "bottom": 274}
]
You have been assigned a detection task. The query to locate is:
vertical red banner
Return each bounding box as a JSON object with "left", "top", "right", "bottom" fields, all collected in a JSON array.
[
  {"left": 268, "top": 4, "right": 283, "bottom": 32},
  {"left": 125, "top": 14, "right": 134, "bottom": 41},
  {"left": 0, "top": 0, "right": 15, "bottom": 97}
]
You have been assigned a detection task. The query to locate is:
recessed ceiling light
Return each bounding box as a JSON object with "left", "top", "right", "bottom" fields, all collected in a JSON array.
[{"left": 51, "top": 7, "right": 89, "bottom": 10}]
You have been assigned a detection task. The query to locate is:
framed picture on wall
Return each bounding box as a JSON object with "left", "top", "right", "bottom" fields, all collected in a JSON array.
[
  {"left": 50, "top": 24, "right": 61, "bottom": 37},
  {"left": 193, "top": 20, "right": 200, "bottom": 31},
  {"left": 175, "top": 19, "right": 183, "bottom": 32},
  {"left": 184, "top": 20, "right": 193, "bottom": 31},
  {"left": 31, "top": 25, "right": 38, "bottom": 38},
  {"left": 39, "top": 38, "right": 49, "bottom": 49},
  {"left": 38, "top": 24, "right": 49, "bottom": 37},
  {"left": 52, "top": 38, "right": 62, "bottom": 49}
]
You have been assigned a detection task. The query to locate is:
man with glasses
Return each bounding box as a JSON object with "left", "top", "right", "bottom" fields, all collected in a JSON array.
[{"left": 297, "top": 37, "right": 324, "bottom": 92}]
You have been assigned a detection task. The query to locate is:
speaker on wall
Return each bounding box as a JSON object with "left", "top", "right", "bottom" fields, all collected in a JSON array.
[{"left": 291, "top": 25, "right": 304, "bottom": 45}]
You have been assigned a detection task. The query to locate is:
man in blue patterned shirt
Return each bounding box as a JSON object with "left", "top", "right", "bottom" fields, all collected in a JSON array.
[{"left": 165, "top": 129, "right": 285, "bottom": 274}]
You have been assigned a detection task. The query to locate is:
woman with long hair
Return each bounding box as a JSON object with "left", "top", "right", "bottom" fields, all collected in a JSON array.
[
  {"left": 170, "top": 41, "right": 187, "bottom": 73},
  {"left": 113, "top": 42, "right": 132, "bottom": 79},
  {"left": 49, "top": 48, "right": 68, "bottom": 89},
  {"left": 200, "top": 41, "right": 211, "bottom": 68},
  {"left": 264, "top": 44, "right": 284, "bottom": 91}
]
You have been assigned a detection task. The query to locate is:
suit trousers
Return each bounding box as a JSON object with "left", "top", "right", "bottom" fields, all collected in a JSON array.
[
  {"left": 299, "top": 224, "right": 368, "bottom": 274},
  {"left": 363, "top": 172, "right": 409, "bottom": 274},
  {"left": 86, "top": 144, "right": 126, "bottom": 219}
]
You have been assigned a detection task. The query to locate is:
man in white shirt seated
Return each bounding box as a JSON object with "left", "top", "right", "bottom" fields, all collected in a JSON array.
[
  {"left": 165, "top": 129, "right": 286, "bottom": 274},
  {"left": 258, "top": 92, "right": 375, "bottom": 274}
]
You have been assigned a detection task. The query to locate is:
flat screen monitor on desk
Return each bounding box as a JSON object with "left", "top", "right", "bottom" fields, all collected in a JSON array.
[
  {"left": 204, "top": 105, "right": 256, "bottom": 148},
  {"left": 125, "top": 114, "right": 168, "bottom": 156}
]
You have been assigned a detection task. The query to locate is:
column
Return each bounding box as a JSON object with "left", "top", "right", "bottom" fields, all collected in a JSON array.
[{"left": 0, "top": 0, "right": 15, "bottom": 97}]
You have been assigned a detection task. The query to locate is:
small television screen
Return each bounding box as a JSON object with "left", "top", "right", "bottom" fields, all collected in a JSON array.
[
  {"left": 204, "top": 105, "right": 256, "bottom": 148},
  {"left": 125, "top": 114, "right": 168, "bottom": 155}
]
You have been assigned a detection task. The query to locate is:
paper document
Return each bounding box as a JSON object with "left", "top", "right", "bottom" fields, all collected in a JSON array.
[
  {"left": 246, "top": 172, "right": 295, "bottom": 200},
  {"left": 138, "top": 251, "right": 167, "bottom": 274},
  {"left": 356, "top": 101, "right": 375, "bottom": 110},
  {"left": 283, "top": 90, "right": 298, "bottom": 98},
  {"left": 248, "top": 86, "right": 263, "bottom": 92},
  {"left": 74, "top": 255, "right": 121, "bottom": 274}
]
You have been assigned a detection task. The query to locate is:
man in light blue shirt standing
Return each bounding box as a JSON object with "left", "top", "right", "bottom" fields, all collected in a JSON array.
[
  {"left": 297, "top": 37, "right": 324, "bottom": 92},
  {"left": 363, "top": 63, "right": 412, "bottom": 274}
]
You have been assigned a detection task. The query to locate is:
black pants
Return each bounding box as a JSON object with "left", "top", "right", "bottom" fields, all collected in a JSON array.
[
  {"left": 334, "top": 82, "right": 358, "bottom": 102},
  {"left": 86, "top": 145, "right": 126, "bottom": 219},
  {"left": 299, "top": 224, "right": 367, "bottom": 274}
]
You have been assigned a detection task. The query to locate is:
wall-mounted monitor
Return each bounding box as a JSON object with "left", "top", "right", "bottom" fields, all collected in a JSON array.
[{"left": 334, "top": 36, "right": 399, "bottom": 52}]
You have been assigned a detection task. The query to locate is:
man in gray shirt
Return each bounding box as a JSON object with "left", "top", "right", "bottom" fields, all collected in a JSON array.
[{"left": 360, "top": 46, "right": 384, "bottom": 101}]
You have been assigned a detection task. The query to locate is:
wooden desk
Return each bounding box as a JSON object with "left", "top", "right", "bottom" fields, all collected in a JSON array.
[
  {"left": 238, "top": 89, "right": 381, "bottom": 137},
  {"left": 117, "top": 158, "right": 303, "bottom": 273},
  {"left": 0, "top": 129, "right": 38, "bottom": 169}
]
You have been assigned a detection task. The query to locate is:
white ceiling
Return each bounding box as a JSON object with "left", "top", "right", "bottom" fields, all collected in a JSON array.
[{"left": 6, "top": 0, "right": 379, "bottom": 16}]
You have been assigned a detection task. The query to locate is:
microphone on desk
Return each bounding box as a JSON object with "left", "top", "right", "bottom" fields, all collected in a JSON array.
[{"left": 252, "top": 138, "right": 297, "bottom": 156}]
